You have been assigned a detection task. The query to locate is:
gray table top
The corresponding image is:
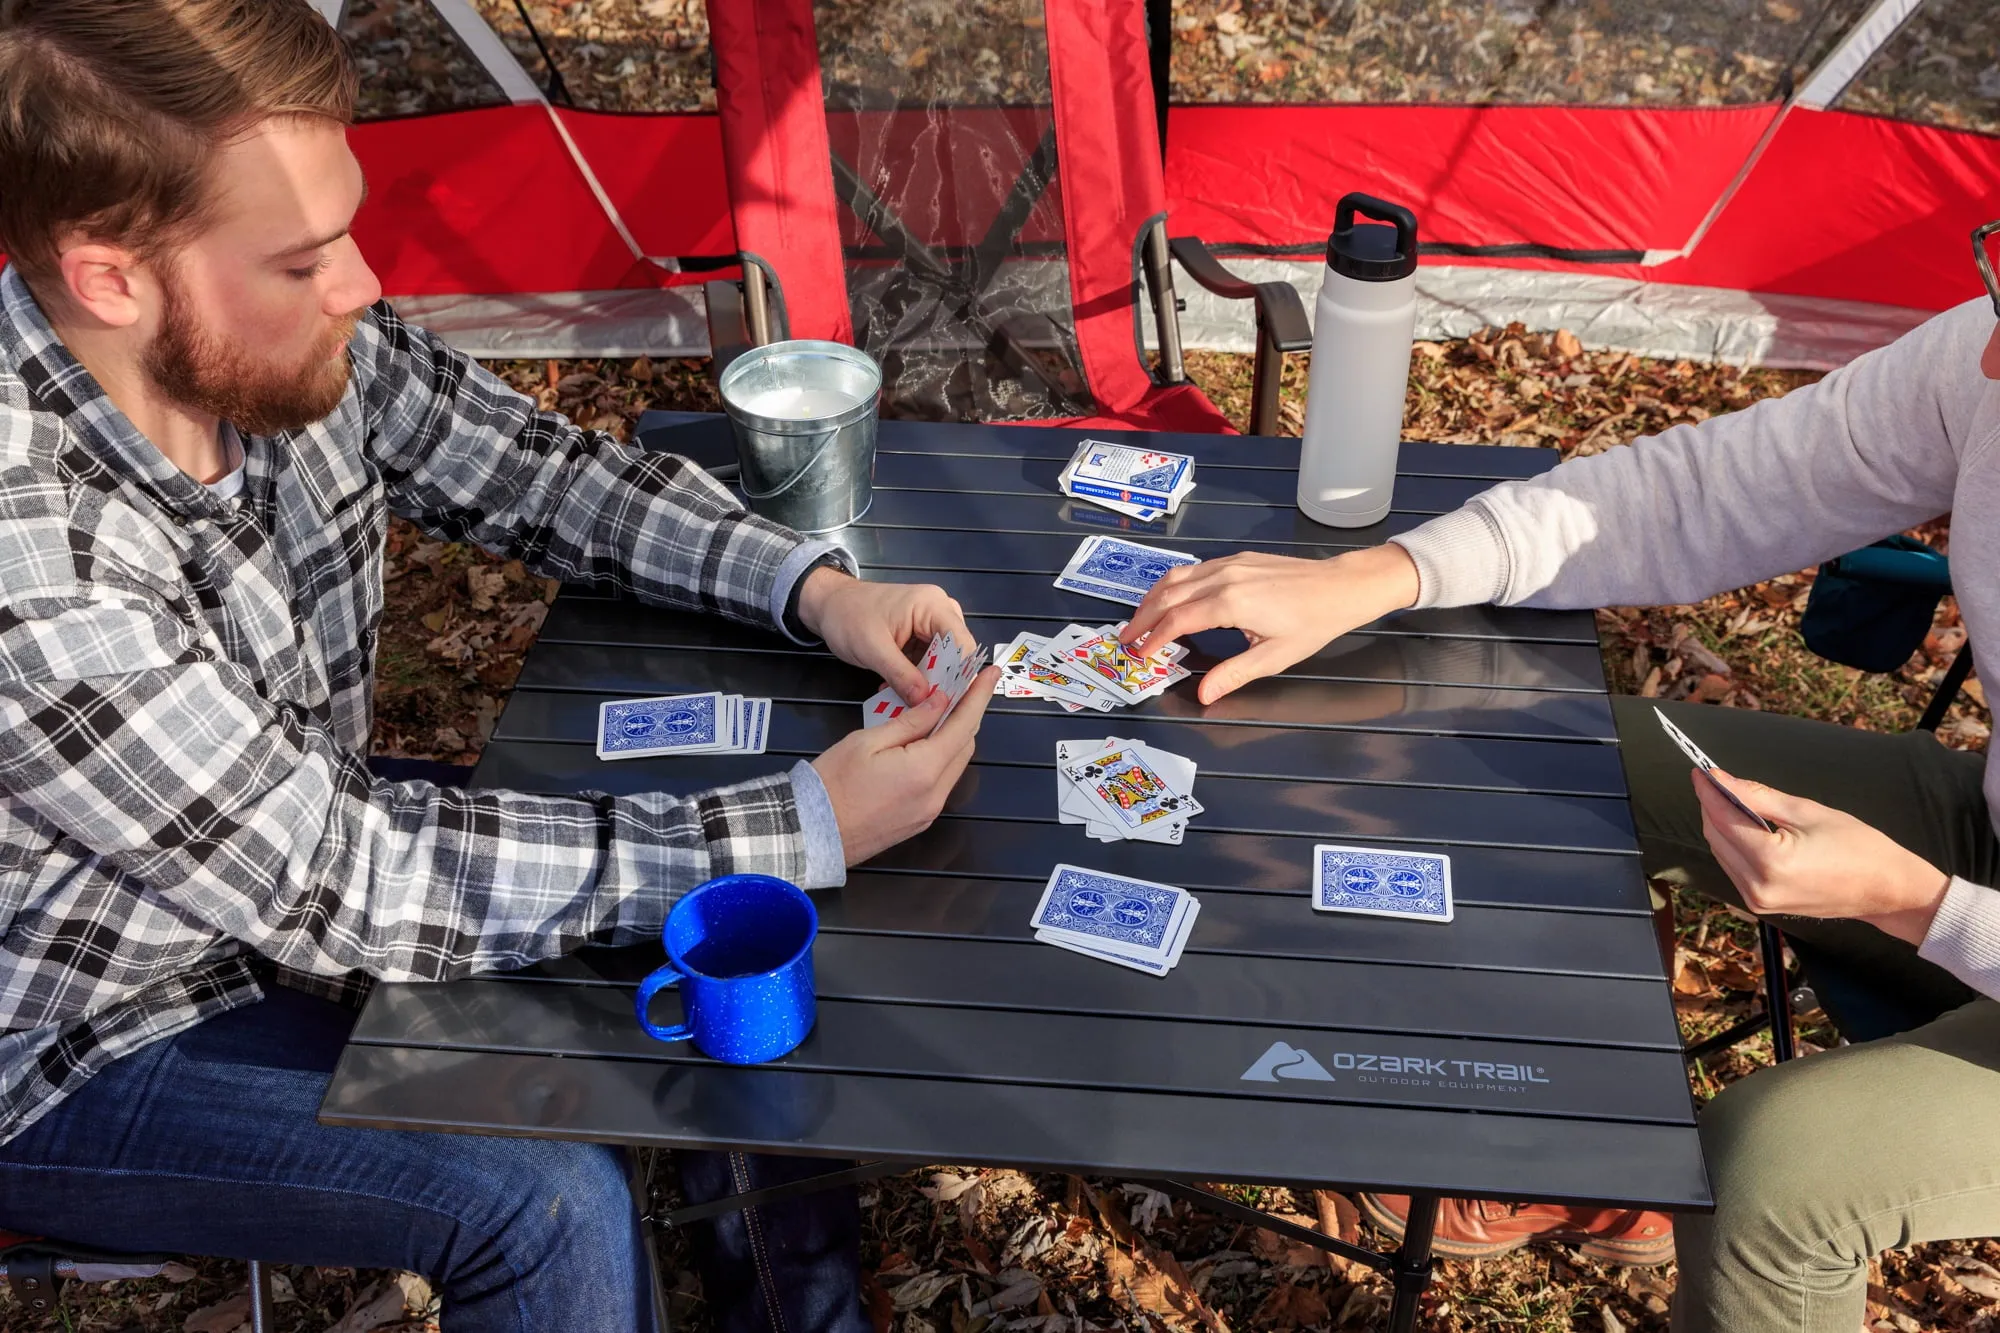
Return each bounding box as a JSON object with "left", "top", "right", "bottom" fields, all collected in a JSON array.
[{"left": 320, "top": 416, "right": 1708, "bottom": 1212}]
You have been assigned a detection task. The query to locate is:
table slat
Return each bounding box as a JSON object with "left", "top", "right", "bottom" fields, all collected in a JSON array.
[
  {"left": 321, "top": 1046, "right": 1709, "bottom": 1209},
  {"left": 349, "top": 982, "right": 1694, "bottom": 1123}
]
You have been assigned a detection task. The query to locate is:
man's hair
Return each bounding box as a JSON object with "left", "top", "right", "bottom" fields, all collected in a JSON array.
[{"left": 0, "top": 0, "right": 356, "bottom": 288}]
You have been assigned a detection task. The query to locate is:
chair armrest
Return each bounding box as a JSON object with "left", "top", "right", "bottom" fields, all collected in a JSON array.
[
  {"left": 703, "top": 278, "right": 750, "bottom": 382},
  {"left": 1168, "top": 236, "right": 1312, "bottom": 351}
]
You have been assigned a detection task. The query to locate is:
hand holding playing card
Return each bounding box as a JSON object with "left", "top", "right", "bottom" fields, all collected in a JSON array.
[
  {"left": 796, "top": 567, "right": 974, "bottom": 709},
  {"left": 1694, "top": 767, "right": 1950, "bottom": 945},
  {"left": 813, "top": 663, "right": 1000, "bottom": 866},
  {"left": 1118, "top": 546, "right": 1420, "bottom": 704}
]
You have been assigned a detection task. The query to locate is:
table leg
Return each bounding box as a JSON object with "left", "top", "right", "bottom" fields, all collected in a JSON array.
[
  {"left": 660, "top": 1160, "right": 906, "bottom": 1228},
  {"left": 1385, "top": 1193, "right": 1439, "bottom": 1333}
]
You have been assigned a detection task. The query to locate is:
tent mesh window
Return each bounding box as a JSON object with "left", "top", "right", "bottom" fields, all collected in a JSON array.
[
  {"left": 342, "top": 0, "right": 512, "bottom": 119},
  {"left": 1835, "top": 0, "right": 1999, "bottom": 135},
  {"left": 813, "top": 0, "right": 1096, "bottom": 423}
]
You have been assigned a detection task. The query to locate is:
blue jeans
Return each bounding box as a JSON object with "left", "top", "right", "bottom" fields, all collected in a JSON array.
[{"left": 0, "top": 983, "right": 869, "bottom": 1333}]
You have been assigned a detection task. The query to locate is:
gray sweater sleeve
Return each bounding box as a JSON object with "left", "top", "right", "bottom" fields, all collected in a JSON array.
[
  {"left": 1391, "top": 298, "right": 2000, "bottom": 1000},
  {"left": 1393, "top": 298, "right": 1989, "bottom": 613}
]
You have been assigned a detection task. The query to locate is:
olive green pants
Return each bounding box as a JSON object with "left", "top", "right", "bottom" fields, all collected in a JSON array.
[{"left": 1611, "top": 697, "right": 2000, "bottom": 1333}]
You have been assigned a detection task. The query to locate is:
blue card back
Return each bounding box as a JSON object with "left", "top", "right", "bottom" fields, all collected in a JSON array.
[
  {"left": 1032, "top": 865, "right": 1185, "bottom": 954},
  {"left": 1075, "top": 539, "right": 1197, "bottom": 597},
  {"left": 1312, "top": 845, "right": 1453, "bottom": 922},
  {"left": 599, "top": 693, "right": 721, "bottom": 754}
]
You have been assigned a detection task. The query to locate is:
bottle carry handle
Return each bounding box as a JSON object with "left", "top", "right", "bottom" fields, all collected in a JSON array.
[{"left": 1334, "top": 193, "right": 1418, "bottom": 262}]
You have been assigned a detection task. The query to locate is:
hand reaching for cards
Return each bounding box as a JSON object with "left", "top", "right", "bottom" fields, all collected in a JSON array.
[
  {"left": 798, "top": 568, "right": 974, "bottom": 707},
  {"left": 1696, "top": 768, "right": 1951, "bottom": 945},
  {"left": 813, "top": 666, "right": 1001, "bottom": 865},
  {"left": 1119, "top": 545, "right": 1421, "bottom": 705}
]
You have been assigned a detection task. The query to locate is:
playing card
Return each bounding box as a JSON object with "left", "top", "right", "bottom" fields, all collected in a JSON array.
[
  {"left": 1022, "top": 644, "right": 1116, "bottom": 711},
  {"left": 1056, "top": 738, "right": 1191, "bottom": 844},
  {"left": 597, "top": 692, "right": 728, "bottom": 759},
  {"left": 1036, "top": 930, "right": 1175, "bottom": 976},
  {"left": 1055, "top": 536, "right": 1200, "bottom": 607},
  {"left": 1312, "top": 845, "right": 1454, "bottom": 922},
  {"left": 928, "top": 642, "right": 990, "bottom": 737},
  {"left": 1653, "top": 707, "right": 1777, "bottom": 832},
  {"left": 1063, "top": 630, "right": 1188, "bottom": 700},
  {"left": 1036, "top": 882, "right": 1200, "bottom": 972},
  {"left": 862, "top": 683, "right": 913, "bottom": 729},
  {"left": 1031, "top": 864, "right": 1191, "bottom": 961},
  {"left": 1062, "top": 744, "right": 1204, "bottom": 833}
]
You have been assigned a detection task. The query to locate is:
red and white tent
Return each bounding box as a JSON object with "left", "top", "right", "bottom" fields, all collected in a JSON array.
[{"left": 330, "top": 0, "right": 1996, "bottom": 368}]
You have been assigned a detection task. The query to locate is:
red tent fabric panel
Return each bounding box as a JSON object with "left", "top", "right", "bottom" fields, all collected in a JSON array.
[
  {"left": 1655, "top": 108, "right": 2000, "bottom": 311},
  {"left": 707, "top": 0, "right": 853, "bottom": 342},
  {"left": 350, "top": 106, "right": 645, "bottom": 296},
  {"left": 1044, "top": 0, "right": 1171, "bottom": 419},
  {"left": 553, "top": 110, "right": 734, "bottom": 263},
  {"left": 1166, "top": 103, "right": 1772, "bottom": 256}
]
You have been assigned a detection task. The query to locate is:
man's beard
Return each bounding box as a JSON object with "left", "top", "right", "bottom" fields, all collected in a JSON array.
[{"left": 144, "top": 274, "right": 359, "bottom": 437}]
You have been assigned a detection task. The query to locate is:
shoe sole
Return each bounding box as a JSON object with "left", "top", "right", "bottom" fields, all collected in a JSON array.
[{"left": 1355, "top": 1194, "right": 1677, "bottom": 1269}]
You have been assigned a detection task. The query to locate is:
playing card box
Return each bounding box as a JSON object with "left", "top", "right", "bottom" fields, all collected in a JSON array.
[{"left": 1058, "top": 439, "right": 1195, "bottom": 515}]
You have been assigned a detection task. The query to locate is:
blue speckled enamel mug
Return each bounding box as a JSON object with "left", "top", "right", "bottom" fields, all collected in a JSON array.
[{"left": 635, "top": 874, "right": 818, "bottom": 1064}]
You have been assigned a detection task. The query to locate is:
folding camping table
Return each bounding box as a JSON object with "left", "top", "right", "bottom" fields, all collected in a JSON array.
[{"left": 320, "top": 417, "right": 1709, "bottom": 1330}]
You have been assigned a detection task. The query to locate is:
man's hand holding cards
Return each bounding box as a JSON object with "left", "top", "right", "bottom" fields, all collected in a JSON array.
[{"left": 862, "top": 630, "right": 991, "bottom": 737}]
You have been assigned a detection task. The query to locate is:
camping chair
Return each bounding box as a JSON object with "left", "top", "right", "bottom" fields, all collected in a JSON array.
[
  {"left": 0, "top": 1231, "right": 275, "bottom": 1329},
  {"left": 1685, "top": 536, "right": 1973, "bottom": 1068},
  {"left": 700, "top": 0, "right": 1310, "bottom": 435}
]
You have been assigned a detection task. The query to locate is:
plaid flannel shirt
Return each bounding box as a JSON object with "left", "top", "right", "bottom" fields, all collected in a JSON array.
[{"left": 0, "top": 266, "right": 850, "bottom": 1146}]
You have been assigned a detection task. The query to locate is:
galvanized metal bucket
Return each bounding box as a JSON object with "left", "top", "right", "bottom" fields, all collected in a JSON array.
[{"left": 718, "top": 340, "right": 882, "bottom": 534}]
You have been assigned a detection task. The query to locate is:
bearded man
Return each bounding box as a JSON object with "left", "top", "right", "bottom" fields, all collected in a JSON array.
[{"left": 0, "top": 2, "right": 996, "bottom": 1329}]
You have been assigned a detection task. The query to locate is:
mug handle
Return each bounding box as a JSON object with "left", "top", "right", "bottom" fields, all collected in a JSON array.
[{"left": 635, "top": 964, "right": 694, "bottom": 1042}]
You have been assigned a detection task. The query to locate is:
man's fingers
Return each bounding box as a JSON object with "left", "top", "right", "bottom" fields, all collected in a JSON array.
[
  {"left": 1197, "top": 636, "right": 1299, "bottom": 705},
  {"left": 923, "top": 666, "right": 999, "bottom": 758},
  {"left": 868, "top": 683, "right": 945, "bottom": 749}
]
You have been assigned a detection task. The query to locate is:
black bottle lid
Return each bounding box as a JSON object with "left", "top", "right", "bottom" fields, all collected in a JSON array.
[{"left": 1328, "top": 192, "right": 1419, "bottom": 282}]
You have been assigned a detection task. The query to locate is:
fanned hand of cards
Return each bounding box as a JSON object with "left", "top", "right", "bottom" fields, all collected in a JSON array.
[
  {"left": 1055, "top": 737, "right": 1201, "bottom": 844},
  {"left": 992, "top": 625, "right": 1189, "bottom": 713},
  {"left": 597, "top": 692, "right": 769, "bottom": 759},
  {"left": 1030, "top": 863, "right": 1200, "bottom": 976},
  {"left": 1057, "top": 439, "right": 1195, "bottom": 521},
  {"left": 1055, "top": 535, "right": 1199, "bottom": 607},
  {"left": 861, "top": 630, "right": 990, "bottom": 738}
]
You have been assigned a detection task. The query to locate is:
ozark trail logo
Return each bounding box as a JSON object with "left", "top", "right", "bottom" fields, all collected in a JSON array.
[{"left": 1240, "top": 1041, "right": 1336, "bottom": 1083}]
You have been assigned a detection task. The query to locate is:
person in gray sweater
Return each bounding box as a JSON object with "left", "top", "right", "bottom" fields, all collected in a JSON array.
[{"left": 1119, "top": 276, "right": 2000, "bottom": 1331}]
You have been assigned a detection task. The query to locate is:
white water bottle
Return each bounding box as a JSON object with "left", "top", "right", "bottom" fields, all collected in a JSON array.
[{"left": 1297, "top": 193, "right": 1419, "bottom": 528}]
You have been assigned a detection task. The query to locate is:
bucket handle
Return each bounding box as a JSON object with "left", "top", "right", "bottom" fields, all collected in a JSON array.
[{"left": 740, "top": 427, "right": 844, "bottom": 502}]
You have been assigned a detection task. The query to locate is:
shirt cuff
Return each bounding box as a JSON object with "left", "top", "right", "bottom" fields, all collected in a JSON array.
[
  {"left": 1389, "top": 501, "right": 1511, "bottom": 609},
  {"left": 1917, "top": 876, "right": 2000, "bottom": 1002},
  {"left": 787, "top": 759, "right": 847, "bottom": 890},
  {"left": 768, "top": 541, "right": 858, "bottom": 644}
]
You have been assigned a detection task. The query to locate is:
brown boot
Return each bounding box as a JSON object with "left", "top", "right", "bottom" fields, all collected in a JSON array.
[{"left": 1356, "top": 1193, "right": 1676, "bottom": 1267}]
